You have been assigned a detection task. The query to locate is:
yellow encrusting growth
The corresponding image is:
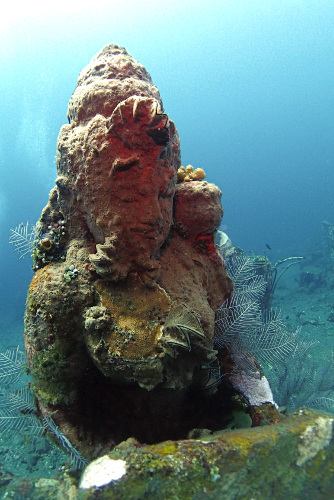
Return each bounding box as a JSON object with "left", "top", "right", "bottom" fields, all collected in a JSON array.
[
  {"left": 93, "top": 274, "right": 171, "bottom": 361},
  {"left": 177, "top": 165, "right": 206, "bottom": 183},
  {"left": 28, "top": 264, "right": 53, "bottom": 292},
  {"left": 159, "top": 444, "right": 178, "bottom": 456}
]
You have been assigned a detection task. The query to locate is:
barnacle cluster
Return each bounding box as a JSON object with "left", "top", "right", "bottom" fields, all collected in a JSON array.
[
  {"left": 32, "top": 219, "right": 66, "bottom": 270},
  {"left": 63, "top": 264, "right": 79, "bottom": 282},
  {"left": 177, "top": 164, "right": 206, "bottom": 183}
]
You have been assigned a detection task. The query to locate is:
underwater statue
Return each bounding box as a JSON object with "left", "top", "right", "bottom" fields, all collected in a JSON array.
[
  {"left": 15, "top": 45, "right": 334, "bottom": 498},
  {"left": 24, "top": 45, "right": 280, "bottom": 457}
]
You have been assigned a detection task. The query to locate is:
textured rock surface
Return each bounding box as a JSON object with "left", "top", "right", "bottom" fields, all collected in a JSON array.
[
  {"left": 24, "top": 44, "right": 233, "bottom": 454},
  {"left": 1, "top": 410, "right": 333, "bottom": 499},
  {"left": 77, "top": 410, "right": 334, "bottom": 499}
]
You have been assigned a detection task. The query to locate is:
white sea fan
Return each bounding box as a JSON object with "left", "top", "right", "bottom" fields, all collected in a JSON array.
[
  {"left": 9, "top": 221, "right": 36, "bottom": 258},
  {"left": 214, "top": 253, "right": 296, "bottom": 375}
]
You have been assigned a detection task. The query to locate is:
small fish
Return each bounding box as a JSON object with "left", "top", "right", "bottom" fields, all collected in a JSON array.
[{"left": 265, "top": 243, "right": 272, "bottom": 250}]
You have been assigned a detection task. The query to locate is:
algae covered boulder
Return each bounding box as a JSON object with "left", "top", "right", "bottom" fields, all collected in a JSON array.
[
  {"left": 1, "top": 410, "right": 333, "bottom": 499},
  {"left": 76, "top": 409, "right": 334, "bottom": 499}
]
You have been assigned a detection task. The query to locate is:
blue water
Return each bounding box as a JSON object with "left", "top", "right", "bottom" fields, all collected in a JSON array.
[
  {"left": 0, "top": 0, "right": 333, "bottom": 484},
  {"left": 1, "top": 1, "right": 333, "bottom": 320}
]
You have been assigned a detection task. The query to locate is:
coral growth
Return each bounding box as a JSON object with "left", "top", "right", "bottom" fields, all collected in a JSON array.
[{"left": 177, "top": 164, "right": 206, "bottom": 182}]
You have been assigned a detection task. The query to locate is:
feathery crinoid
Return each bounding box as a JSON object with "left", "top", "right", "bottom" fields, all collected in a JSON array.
[
  {"left": 43, "top": 416, "right": 88, "bottom": 470},
  {"left": 246, "top": 309, "right": 296, "bottom": 367},
  {"left": 306, "top": 391, "right": 334, "bottom": 413},
  {"left": 0, "top": 346, "right": 41, "bottom": 435},
  {"left": 267, "top": 340, "right": 334, "bottom": 413},
  {"left": 162, "top": 303, "right": 205, "bottom": 352},
  {"left": 225, "top": 254, "right": 270, "bottom": 298},
  {"left": 0, "top": 385, "right": 41, "bottom": 435},
  {"left": 214, "top": 254, "right": 296, "bottom": 376},
  {"left": 9, "top": 221, "right": 36, "bottom": 259},
  {"left": 0, "top": 346, "right": 87, "bottom": 469},
  {"left": 0, "top": 346, "right": 26, "bottom": 385}
]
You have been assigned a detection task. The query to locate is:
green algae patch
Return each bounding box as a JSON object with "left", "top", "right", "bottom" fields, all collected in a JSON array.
[
  {"left": 158, "top": 444, "right": 178, "bottom": 456},
  {"left": 30, "top": 339, "right": 83, "bottom": 406}
]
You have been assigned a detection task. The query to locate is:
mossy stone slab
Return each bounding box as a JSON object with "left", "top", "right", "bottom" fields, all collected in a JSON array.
[{"left": 77, "top": 409, "right": 334, "bottom": 499}]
